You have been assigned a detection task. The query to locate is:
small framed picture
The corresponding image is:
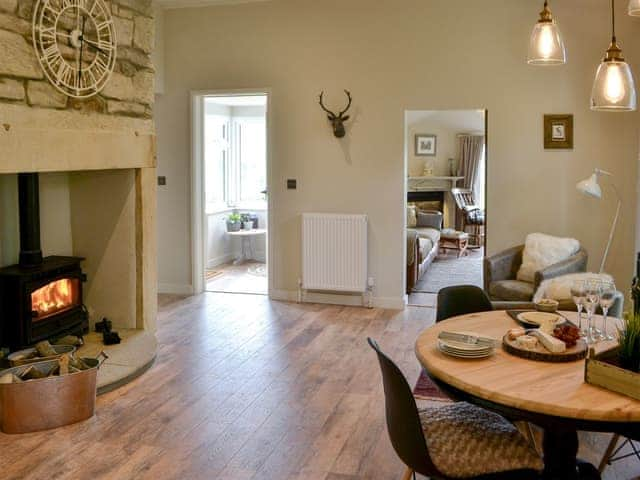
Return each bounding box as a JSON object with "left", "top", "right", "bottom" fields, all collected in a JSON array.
[
  {"left": 544, "top": 114, "right": 573, "bottom": 149},
  {"left": 415, "top": 134, "right": 437, "bottom": 156}
]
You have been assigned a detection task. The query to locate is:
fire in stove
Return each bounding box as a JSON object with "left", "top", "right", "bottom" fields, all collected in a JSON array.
[{"left": 31, "top": 278, "right": 80, "bottom": 321}]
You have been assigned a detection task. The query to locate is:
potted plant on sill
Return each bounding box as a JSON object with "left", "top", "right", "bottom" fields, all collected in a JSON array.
[
  {"left": 240, "top": 213, "right": 253, "bottom": 230},
  {"left": 226, "top": 213, "right": 242, "bottom": 232}
]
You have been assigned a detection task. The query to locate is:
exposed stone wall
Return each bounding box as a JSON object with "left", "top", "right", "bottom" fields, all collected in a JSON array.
[{"left": 0, "top": 0, "right": 154, "bottom": 118}]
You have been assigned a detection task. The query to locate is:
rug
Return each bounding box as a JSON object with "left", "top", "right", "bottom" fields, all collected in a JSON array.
[
  {"left": 413, "top": 247, "right": 483, "bottom": 294},
  {"left": 413, "top": 369, "right": 452, "bottom": 403},
  {"left": 205, "top": 269, "right": 224, "bottom": 280}
]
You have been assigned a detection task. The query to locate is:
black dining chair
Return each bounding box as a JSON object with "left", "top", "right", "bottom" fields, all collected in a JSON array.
[
  {"left": 598, "top": 433, "right": 640, "bottom": 473},
  {"left": 368, "top": 337, "right": 542, "bottom": 480},
  {"left": 436, "top": 285, "right": 493, "bottom": 323}
]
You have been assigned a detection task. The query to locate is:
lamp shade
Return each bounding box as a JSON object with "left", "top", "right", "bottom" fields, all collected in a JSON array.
[
  {"left": 527, "top": 21, "right": 567, "bottom": 65},
  {"left": 629, "top": 0, "right": 640, "bottom": 16},
  {"left": 591, "top": 59, "right": 637, "bottom": 111},
  {"left": 577, "top": 173, "right": 603, "bottom": 199}
]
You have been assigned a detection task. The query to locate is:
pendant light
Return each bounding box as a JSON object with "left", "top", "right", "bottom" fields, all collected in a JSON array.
[
  {"left": 629, "top": 0, "right": 640, "bottom": 16},
  {"left": 591, "top": 0, "right": 637, "bottom": 111},
  {"left": 527, "top": 1, "right": 567, "bottom": 65}
]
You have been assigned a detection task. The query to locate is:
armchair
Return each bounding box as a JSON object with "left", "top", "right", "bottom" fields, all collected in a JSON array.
[{"left": 484, "top": 245, "right": 588, "bottom": 302}]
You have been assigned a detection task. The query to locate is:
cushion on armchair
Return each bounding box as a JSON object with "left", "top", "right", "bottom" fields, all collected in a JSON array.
[
  {"left": 417, "top": 210, "right": 443, "bottom": 230},
  {"left": 517, "top": 233, "right": 580, "bottom": 283}
]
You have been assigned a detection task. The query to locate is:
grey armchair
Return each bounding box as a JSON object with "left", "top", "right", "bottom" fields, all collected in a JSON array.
[{"left": 484, "top": 244, "right": 588, "bottom": 302}]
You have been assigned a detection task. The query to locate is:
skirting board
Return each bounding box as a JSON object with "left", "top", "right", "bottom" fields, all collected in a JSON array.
[
  {"left": 207, "top": 254, "right": 235, "bottom": 269},
  {"left": 158, "top": 283, "right": 194, "bottom": 295},
  {"left": 270, "top": 289, "right": 406, "bottom": 310}
]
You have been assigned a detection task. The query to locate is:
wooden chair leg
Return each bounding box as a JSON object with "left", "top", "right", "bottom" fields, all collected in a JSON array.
[
  {"left": 401, "top": 467, "right": 414, "bottom": 480},
  {"left": 524, "top": 422, "right": 539, "bottom": 454},
  {"left": 598, "top": 434, "right": 620, "bottom": 473}
]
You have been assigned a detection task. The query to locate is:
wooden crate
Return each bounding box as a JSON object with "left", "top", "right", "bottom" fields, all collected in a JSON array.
[{"left": 585, "top": 347, "right": 640, "bottom": 401}]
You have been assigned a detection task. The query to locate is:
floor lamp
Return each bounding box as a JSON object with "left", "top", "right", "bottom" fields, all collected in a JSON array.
[{"left": 576, "top": 168, "right": 622, "bottom": 273}]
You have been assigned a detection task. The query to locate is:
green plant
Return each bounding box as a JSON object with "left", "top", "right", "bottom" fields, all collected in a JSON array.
[
  {"left": 618, "top": 312, "right": 640, "bottom": 372},
  {"left": 240, "top": 213, "right": 251, "bottom": 223},
  {"left": 227, "top": 213, "right": 242, "bottom": 223}
]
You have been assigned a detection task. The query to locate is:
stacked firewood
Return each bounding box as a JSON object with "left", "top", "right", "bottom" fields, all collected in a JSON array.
[{"left": 0, "top": 341, "right": 91, "bottom": 384}]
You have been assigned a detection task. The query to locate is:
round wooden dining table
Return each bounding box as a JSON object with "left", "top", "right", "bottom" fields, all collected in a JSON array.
[{"left": 415, "top": 310, "right": 640, "bottom": 480}]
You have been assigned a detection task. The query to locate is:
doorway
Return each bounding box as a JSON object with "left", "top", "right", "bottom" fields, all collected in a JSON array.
[
  {"left": 191, "top": 91, "right": 270, "bottom": 296},
  {"left": 404, "top": 110, "right": 487, "bottom": 306}
]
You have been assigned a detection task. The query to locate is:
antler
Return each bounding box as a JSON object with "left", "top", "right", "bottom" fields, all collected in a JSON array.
[
  {"left": 338, "top": 90, "right": 352, "bottom": 117},
  {"left": 318, "top": 91, "right": 336, "bottom": 118}
]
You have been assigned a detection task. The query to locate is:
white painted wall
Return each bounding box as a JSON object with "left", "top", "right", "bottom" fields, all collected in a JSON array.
[{"left": 156, "top": 0, "right": 640, "bottom": 305}]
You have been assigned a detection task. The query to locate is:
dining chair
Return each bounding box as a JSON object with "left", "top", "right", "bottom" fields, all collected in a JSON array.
[
  {"left": 436, "top": 285, "right": 493, "bottom": 323},
  {"left": 598, "top": 433, "right": 640, "bottom": 473},
  {"left": 368, "top": 338, "right": 543, "bottom": 480}
]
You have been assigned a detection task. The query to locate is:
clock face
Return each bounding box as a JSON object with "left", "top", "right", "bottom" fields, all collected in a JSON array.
[{"left": 32, "top": 0, "right": 117, "bottom": 99}]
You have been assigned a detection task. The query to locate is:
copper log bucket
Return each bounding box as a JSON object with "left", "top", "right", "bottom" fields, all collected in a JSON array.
[{"left": 0, "top": 352, "right": 108, "bottom": 434}]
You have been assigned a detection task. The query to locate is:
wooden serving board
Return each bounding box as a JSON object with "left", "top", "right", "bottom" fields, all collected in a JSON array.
[{"left": 502, "top": 334, "right": 587, "bottom": 363}]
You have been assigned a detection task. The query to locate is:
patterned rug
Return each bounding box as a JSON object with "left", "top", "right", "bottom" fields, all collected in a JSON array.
[
  {"left": 414, "top": 369, "right": 452, "bottom": 403},
  {"left": 205, "top": 269, "right": 224, "bottom": 280},
  {"left": 413, "top": 247, "right": 483, "bottom": 294}
]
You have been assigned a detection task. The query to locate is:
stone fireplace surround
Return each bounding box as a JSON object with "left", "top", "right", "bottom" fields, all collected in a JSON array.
[{"left": 0, "top": 0, "right": 157, "bottom": 391}]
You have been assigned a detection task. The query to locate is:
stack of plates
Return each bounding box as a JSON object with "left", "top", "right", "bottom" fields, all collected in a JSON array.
[{"left": 437, "top": 331, "right": 496, "bottom": 359}]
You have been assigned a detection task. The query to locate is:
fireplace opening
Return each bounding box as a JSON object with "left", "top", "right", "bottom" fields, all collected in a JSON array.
[
  {"left": 0, "top": 173, "right": 88, "bottom": 351},
  {"left": 31, "top": 278, "right": 81, "bottom": 322}
]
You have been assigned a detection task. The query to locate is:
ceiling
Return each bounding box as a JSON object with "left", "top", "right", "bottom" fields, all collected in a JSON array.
[{"left": 154, "top": 0, "right": 270, "bottom": 9}]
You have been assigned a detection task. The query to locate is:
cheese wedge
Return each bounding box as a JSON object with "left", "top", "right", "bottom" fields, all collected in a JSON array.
[{"left": 531, "top": 330, "right": 566, "bottom": 353}]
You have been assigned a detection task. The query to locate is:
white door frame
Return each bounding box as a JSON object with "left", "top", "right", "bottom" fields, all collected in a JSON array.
[{"left": 190, "top": 88, "right": 273, "bottom": 295}]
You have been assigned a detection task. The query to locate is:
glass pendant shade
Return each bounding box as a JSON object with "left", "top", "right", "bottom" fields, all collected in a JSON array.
[
  {"left": 591, "top": 60, "right": 637, "bottom": 110},
  {"left": 528, "top": 21, "right": 566, "bottom": 65},
  {"left": 629, "top": 0, "right": 640, "bottom": 16}
]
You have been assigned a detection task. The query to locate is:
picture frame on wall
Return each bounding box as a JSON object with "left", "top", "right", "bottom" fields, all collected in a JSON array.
[
  {"left": 415, "top": 134, "right": 437, "bottom": 156},
  {"left": 544, "top": 114, "right": 573, "bottom": 149}
]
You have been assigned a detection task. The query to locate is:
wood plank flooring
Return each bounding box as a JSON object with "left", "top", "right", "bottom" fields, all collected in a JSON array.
[{"left": 0, "top": 293, "right": 638, "bottom": 479}]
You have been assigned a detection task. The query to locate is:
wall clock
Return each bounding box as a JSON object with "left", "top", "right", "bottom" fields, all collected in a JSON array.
[{"left": 32, "top": 0, "right": 117, "bottom": 99}]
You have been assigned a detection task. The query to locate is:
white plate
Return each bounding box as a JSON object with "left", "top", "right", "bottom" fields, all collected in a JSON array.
[
  {"left": 438, "top": 339, "right": 493, "bottom": 352},
  {"left": 516, "top": 311, "right": 562, "bottom": 327},
  {"left": 437, "top": 340, "right": 494, "bottom": 358}
]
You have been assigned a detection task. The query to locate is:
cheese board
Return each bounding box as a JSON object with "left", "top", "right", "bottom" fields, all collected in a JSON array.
[{"left": 502, "top": 334, "right": 588, "bottom": 363}]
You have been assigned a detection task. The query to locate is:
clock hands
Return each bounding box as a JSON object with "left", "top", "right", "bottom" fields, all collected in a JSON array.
[{"left": 78, "top": 15, "right": 86, "bottom": 88}]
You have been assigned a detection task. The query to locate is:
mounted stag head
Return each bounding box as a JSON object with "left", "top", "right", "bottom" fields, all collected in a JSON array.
[{"left": 319, "top": 90, "right": 352, "bottom": 138}]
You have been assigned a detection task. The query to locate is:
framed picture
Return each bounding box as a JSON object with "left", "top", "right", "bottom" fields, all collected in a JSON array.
[
  {"left": 544, "top": 114, "right": 573, "bottom": 149},
  {"left": 415, "top": 134, "right": 437, "bottom": 156}
]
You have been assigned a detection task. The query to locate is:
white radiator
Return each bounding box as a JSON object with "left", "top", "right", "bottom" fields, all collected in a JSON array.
[{"left": 302, "top": 213, "right": 368, "bottom": 293}]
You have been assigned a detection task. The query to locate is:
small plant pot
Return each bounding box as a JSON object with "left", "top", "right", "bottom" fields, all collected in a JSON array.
[
  {"left": 227, "top": 221, "right": 241, "bottom": 232},
  {"left": 242, "top": 221, "right": 253, "bottom": 230}
]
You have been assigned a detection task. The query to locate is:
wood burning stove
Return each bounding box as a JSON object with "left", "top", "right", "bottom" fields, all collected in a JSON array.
[{"left": 0, "top": 173, "right": 88, "bottom": 351}]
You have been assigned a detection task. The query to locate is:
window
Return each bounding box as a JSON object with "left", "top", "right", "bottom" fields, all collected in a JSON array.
[
  {"left": 204, "top": 114, "right": 228, "bottom": 211},
  {"left": 238, "top": 119, "right": 266, "bottom": 203},
  {"left": 204, "top": 99, "right": 267, "bottom": 213}
]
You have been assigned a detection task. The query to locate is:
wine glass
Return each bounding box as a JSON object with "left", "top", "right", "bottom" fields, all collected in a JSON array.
[
  {"left": 599, "top": 281, "right": 616, "bottom": 341},
  {"left": 571, "top": 280, "right": 587, "bottom": 335},
  {"left": 584, "top": 279, "right": 601, "bottom": 344}
]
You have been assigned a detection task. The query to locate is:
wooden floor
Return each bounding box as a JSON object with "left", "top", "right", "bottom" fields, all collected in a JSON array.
[
  {"left": 0, "top": 293, "right": 638, "bottom": 479},
  {"left": 206, "top": 261, "right": 268, "bottom": 295}
]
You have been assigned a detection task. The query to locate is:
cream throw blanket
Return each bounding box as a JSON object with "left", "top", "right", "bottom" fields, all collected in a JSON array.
[{"left": 533, "top": 272, "right": 614, "bottom": 303}]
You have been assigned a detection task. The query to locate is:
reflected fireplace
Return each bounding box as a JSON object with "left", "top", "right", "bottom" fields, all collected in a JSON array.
[{"left": 0, "top": 173, "right": 88, "bottom": 350}]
